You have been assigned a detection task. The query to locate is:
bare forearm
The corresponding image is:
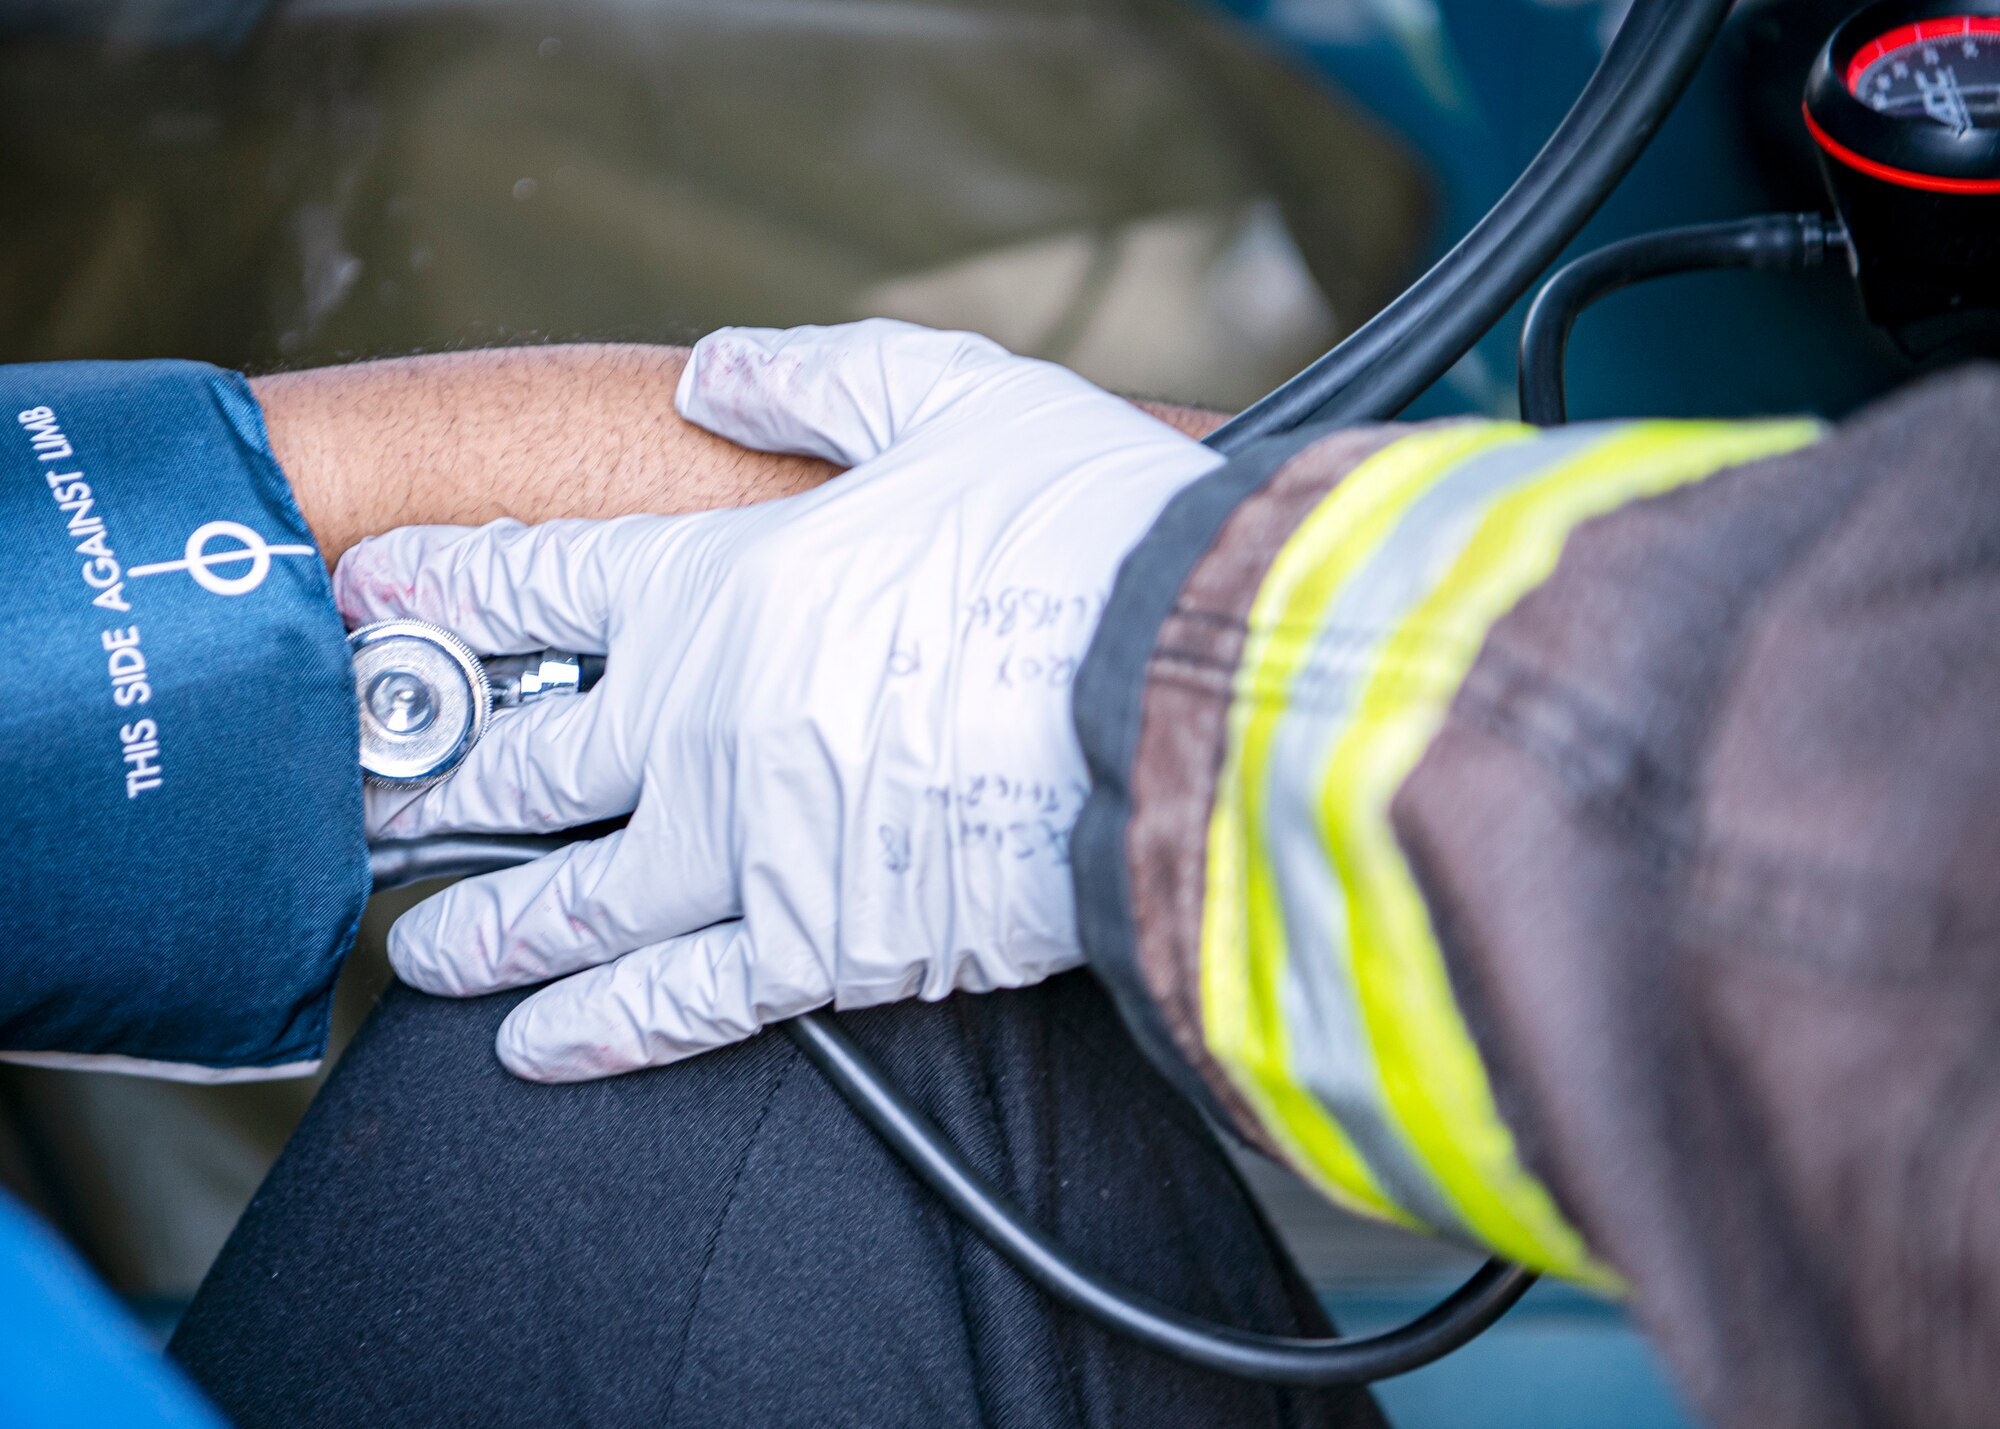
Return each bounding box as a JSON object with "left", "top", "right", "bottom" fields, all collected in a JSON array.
[
  {"left": 255, "top": 345, "right": 833, "bottom": 564},
  {"left": 1139, "top": 401, "right": 1229, "bottom": 441},
  {"left": 255, "top": 344, "right": 1224, "bottom": 563}
]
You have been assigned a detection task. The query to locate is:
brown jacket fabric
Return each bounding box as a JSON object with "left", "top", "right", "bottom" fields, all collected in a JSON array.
[{"left": 1073, "top": 367, "right": 2000, "bottom": 1428}]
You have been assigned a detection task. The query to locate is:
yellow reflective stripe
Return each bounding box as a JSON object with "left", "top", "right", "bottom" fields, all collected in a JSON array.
[
  {"left": 1322, "top": 418, "right": 1820, "bottom": 1284},
  {"left": 1202, "top": 422, "right": 1526, "bottom": 1226}
]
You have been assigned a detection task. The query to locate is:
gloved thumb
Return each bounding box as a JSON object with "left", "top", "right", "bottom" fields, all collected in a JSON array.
[{"left": 676, "top": 318, "right": 1092, "bottom": 468}]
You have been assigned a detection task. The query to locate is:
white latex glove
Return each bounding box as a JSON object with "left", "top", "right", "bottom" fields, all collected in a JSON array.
[{"left": 337, "top": 319, "right": 1223, "bottom": 1081}]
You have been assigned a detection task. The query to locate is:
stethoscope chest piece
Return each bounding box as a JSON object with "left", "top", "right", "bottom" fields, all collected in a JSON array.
[{"left": 349, "top": 619, "right": 492, "bottom": 788}]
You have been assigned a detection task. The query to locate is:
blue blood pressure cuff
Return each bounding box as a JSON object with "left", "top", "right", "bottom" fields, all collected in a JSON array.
[{"left": 0, "top": 361, "right": 367, "bottom": 1080}]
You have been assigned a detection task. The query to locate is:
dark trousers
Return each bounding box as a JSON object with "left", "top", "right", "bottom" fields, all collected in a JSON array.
[{"left": 168, "top": 973, "right": 1382, "bottom": 1429}]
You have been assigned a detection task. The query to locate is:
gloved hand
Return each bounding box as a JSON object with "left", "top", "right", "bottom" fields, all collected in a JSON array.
[{"left": 337, "top": 319, "right": 1223, "bottom": 1080}]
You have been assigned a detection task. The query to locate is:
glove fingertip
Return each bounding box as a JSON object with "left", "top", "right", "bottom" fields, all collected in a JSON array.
[
  {"left": 493, "top": 1016, "right": 564, "bottom": 1083},
  {"left": 494, "top": 994, "right": 648, "bottom": 1083},
  {"left": 333, "top": 529, "right": 423, "bottom": 627},
  {"left": 676, "top": 319, "right": 1002, "bottom": 467},
  {"left": 384, "top": 928, "right": 441, "bottom": 996},
  {"left": 386, "top": 905, "right": 478, "bottom": 999}
]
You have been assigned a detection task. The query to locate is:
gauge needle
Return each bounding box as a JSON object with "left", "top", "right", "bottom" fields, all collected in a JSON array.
[{"left": 1920, "top": 63, "right": 1975, "bottom": 133}]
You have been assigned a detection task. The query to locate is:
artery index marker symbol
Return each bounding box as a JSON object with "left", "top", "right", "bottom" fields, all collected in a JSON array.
[{"left": 128, "top": 521, "right": 317, "bottom": 597}]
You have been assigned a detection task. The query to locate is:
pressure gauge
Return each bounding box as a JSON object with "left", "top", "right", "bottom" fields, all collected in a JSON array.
[
  {"left": 1805, "top": 2, "right": 2000, "bottom": 356},
  {"left": 1846, "top": 16, "right": 2000, "bottom": 123}
]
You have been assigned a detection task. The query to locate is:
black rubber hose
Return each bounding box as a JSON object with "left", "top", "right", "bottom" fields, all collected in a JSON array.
[
  {"left": 368, "top": 832, "right": 580, "bottom": 891},
  {"left": 369, "top": 836, "right": 1538, "bottom": 1382},
  {"left": 1205, "top": 0, "right": 1734, "bottom": 450},
  {"left": 1518, "top": 213, "right": 1845, "bottom": 425},
  {"left": 785, "top": 1010, "right": 1538, "bottom": 1385}
]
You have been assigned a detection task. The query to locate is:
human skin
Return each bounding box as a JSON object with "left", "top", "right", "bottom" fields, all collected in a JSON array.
[{"left": 253, "top": 343, "right": 1226, "bottom": 562}]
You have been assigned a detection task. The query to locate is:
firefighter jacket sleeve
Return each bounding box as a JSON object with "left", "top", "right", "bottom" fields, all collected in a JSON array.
[
  {"left": 1071, "top": 366, "right": 2000, "bottom": 1429},
  {"left": 0, "top": 361, "right": 368, "bottom": 1082}
]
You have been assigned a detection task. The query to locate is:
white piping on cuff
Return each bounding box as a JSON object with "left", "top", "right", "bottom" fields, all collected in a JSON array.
[{"left": 0, "top": 1050, "right": 323, "bottom": 1084}]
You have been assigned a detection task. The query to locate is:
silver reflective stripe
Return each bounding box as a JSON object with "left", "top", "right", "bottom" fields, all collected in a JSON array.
[{"left": 1260, "top": 423, "right": 1620, "bottom": 1239}]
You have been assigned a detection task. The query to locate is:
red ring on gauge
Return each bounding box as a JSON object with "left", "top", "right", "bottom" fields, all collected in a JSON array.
[
  {"left": 1803, "top": 102, "right": 2000, "bottom": 190},
  {"left": 1806, "top": 5, "right": 2000, "bottom": 192},
  {"left": 1845, "top": 14, "right": 2000, "bottom": 93}
]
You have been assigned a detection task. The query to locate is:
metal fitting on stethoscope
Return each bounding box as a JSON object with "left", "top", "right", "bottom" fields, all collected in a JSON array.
[{"left": 349, "top": 619, "right": 593, "bottom": 787}]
